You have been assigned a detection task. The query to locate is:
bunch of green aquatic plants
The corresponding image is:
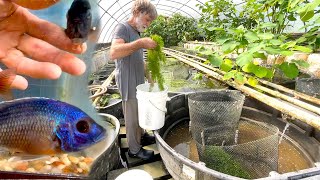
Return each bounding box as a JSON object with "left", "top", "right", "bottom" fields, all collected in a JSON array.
[
  {"left": 203, "top": 146, "right": 252, "bottom": 179},
  {"left": 96, "top": 93, "right": 121, "bottom": 107},
  {"left": 147, "top": 35, "right": 166, "bottom": 91}
]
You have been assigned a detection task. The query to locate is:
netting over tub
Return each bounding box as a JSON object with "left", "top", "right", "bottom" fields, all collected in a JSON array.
[{"left": 188, "top": 91, "right": 279, "bottom": 179}]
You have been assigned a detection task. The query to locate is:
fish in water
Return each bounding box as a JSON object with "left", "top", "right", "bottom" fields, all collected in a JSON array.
[
  {"left": 0, "top": 97, "right": 106, "bottom": 155},
  {"left": 65, "top": 0, "right": 92, "bottom": 44}
]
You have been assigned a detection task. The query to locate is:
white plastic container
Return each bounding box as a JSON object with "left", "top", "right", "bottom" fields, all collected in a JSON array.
[{"left": 136, "top": 83, "right": 168, "bottom": 130}]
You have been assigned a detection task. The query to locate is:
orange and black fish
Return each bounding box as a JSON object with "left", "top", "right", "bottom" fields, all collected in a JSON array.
[
  {"left": 65, "top": 0, "right": 92, "bottom": 44},
  {"left": 0, "top": 97, "right": 106, "bottom": 155}
]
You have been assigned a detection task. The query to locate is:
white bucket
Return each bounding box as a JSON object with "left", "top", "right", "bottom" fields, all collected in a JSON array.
[{"left": 136, "top": 83, "right": 168, "bottom": 130}]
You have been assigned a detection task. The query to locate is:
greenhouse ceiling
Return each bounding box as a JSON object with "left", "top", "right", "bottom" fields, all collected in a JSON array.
[{"left": 96, "top": 0, "right": 243, "bottom": 43}]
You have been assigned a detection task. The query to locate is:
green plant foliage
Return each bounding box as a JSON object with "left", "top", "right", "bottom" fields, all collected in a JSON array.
[
  {"left": 197, "top": 0, "right": 257, "bottom": 41},
  {"left": 193, "top": 72, "right": 204, "bottom": 81},
  {"left": 203, "top": 146, "right": 252, "bottom": 179},
  {"left": 193, "top": 0, "right": 319, "bottom": 85},
  {"left": 278, "top": 62, "right": 299, "bottom": 79},
  {"left": 147, "top": 35, "right": 166, "bottom": 91},
  {"left": 144, "top": 14, "right": 200, "bottom": 47}
]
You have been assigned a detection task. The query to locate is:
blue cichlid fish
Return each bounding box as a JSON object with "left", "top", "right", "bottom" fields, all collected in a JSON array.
[
  {"left": 65, "top": 0, "right": 92, "bottom": 44},
  {"left": 0, "top": 97, "right": 106, "bottom": 155}
]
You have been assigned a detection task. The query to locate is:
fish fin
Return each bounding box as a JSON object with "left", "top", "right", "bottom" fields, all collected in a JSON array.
[
  {"left": 8, "top": 154, "right": 51, "bottom": 162},
  {"left": 27, "top": 135, "right": 61, "bottom": 155},
  {"left": 0, "top": 69, "right": 16, "bottom": 101},
  {"left": 0, "top": 146, "right": 12, "bottom": 156}
]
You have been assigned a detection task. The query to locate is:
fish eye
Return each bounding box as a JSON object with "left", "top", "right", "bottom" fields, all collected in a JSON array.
[{"left": 76, "top": 120, "right": 90, "bottom": 133}]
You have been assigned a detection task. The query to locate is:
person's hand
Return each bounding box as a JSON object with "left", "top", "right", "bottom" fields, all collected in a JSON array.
[
  {"left": 139, "top": 37, "right": 157, "bottom": 49},
  {"left": 0, "top": 0, "right": 87, "bottom": 90}
]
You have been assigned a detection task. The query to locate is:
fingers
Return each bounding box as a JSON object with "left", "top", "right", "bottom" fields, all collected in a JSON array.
[
  {"left": 11, "top": 0, "right": 60, "bottom": 10},
  {"left": 1, "top": 48, "right": 62, "bottom": 79},
  {"left": 11, "top": 75, "right": 28, "bottom": 90},
  {"left": 17, "top": 34, "right": 86, "bottom": 76},
  {"left": 23, "top": 8, "right": 86, "bottom": 54}
]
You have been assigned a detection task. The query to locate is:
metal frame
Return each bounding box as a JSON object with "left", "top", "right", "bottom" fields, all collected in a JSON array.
[{"left": 96, "top": 0, "right": 205, "bottom": 43}]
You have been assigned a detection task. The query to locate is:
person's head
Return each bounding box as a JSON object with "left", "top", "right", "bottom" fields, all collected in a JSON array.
[{"left": 131, "top": 0, "right": 157, "bottom": 32}]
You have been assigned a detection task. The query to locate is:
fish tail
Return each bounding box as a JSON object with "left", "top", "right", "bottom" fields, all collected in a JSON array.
[{"left": 0, "top": 69, "right": 16, "bottom": 100}]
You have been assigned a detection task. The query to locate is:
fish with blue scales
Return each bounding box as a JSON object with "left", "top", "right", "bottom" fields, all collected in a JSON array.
[
  {"left": 0, "top": 97, "right": 106, "bottom": 155},
  {"left": 65, "top": 0, "right": 93, "bottom": 45}
]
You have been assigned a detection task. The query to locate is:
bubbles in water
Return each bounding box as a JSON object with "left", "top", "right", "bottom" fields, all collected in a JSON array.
[
  {"left": 279, "top": 122, "right": 290, "bottom": 144},
  {"left": 281, "top": 113, "right": 289, "bottom": 121}
]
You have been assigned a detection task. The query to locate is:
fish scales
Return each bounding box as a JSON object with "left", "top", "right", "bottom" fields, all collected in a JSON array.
[
  {"left": 0, "top": 98, "right": 60, "bottom": 152},
  {"left": 0, "top": 97, "right": 106, "bottom": 155}
]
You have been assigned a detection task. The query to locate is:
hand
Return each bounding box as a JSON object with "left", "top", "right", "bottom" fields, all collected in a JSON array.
[
  {"left": 0, "top": 0, "right": 87, "bottom": 90},
  {"left": 139, "top": 37, "right": 157, "bottom": 49}
]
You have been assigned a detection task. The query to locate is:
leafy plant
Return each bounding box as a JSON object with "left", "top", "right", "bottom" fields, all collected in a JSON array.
[
  {"left": 147, "top": 35, "right": 166, "bottom": 91},
  {"left": 196, "top": 23, "right": 312, "bottom": 85},
  {"left": 197, "top": 0, "right": 257, "bottom": 41},
  {"left": 144, "top": 14, "right": 200, "bottom": 47}
]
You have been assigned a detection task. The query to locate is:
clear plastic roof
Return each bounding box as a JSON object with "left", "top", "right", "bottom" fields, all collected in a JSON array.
[{"left": 96, "top": 0, "right": 208, "bottom": 43}]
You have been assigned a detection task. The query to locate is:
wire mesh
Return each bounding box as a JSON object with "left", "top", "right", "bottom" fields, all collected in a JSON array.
[
  {"left": 188, "top": 91, "right": 279, "bottom": 178},
  {"left": 188, "top": 90, "right": 245, "bottom": 145}
]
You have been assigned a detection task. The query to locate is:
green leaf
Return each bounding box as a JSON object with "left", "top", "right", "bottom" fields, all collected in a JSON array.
[
  {"left": 296, "top": 37, "right": 307, "bottom": 43},
  {"left": 248, "top": 77, "right": 259, "bottom": 87},
  {"left": 253, "top": 66, "right": 268, "bottom": 78},
  {"left": 253, "top": 52, "right": 267, "bottom": 60},
  {"left": 292, "top": 60, "right": 310, "bottom": 68},
  {"left": 259, "top": 22, "right": 277, "bottom": 29},
  {"left": 264, "top": 47, "right": 281, "bottom": 54},
  {"left": 300, "top": 10, "right": 314, "bottom": 22},
  {"left": 244, "top": 31, "right": 260, "bottom": 42},
  {"left": 288, "top": 14, "right": 297, "bottom": 21},
  {"left": 297, "top": 2, "right": 319, "bottom": 22},
  {"left": 235, "top": 73, "right": 246, "bottom": 84},
  {"left": 208, "top": 54, "right": 223, "bottom": 67},
  {"left": 278, "top": 62, "right": 299, "bottom": 79},
  {"left": 236, "top": 52, "right": 253, "bottom": 67},
  {"left": 257, "top": 33, "right": 274, "bottom": 40},
  {"left": 270, "top": 39, "right": 282, "bottom": 46},
  {"left": 292, "top": 45, "right": 313, "bottom": 53},
  {"left": 281, "top": 41, "right": 296, "bottom": 49},
  {"left": 195, "top": 45, "right": 205, "bottom": 51},
  {"left": 217, "top": 37, "right": 231, "bottom": 45},
  {"left": 265, "top": 68, "right": 274, "bottom": 79},
  {"left": 222, "top": 41, "right": 240, "bottom": 54},
  {"left": 193, "top": 72, "right": 203, "bottom": 80},
  {"left": 290, "top": 0, "right": 304, "bottom": 9},
  {"left": 280, "top": 51, "right": 294, "bottom": 56},
  {"left": 248, "top": 43, "right": 266, "bottom": 53},
  {"left": 242, "top": 63, "right": 256, "bottom": 73},
  {"left": 220, "top": 59, "right": 234, "bottom": 72},
  {"left": 223, "top": 71, "right": 236, "bottom": 80}
]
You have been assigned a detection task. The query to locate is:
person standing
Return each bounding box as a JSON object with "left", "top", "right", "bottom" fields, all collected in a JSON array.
[{"left": 110, "top": 0, "right": 158, "bottom": 160}]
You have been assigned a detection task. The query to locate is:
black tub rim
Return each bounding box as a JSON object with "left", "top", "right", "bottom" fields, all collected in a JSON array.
[
  {"left": 154, "top": 105, "right": 320, "bottom": 180},
  {"left": 0, "top": 113, "right": 120, "bottom": 179},
  {"left": 154, "top": 130, "right": 245, "bottom": 180}
]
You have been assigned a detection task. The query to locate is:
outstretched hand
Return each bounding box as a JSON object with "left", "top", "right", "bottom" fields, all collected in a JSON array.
[{"left": 0, "top": 0, "right": 87, "bottom": 90}]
